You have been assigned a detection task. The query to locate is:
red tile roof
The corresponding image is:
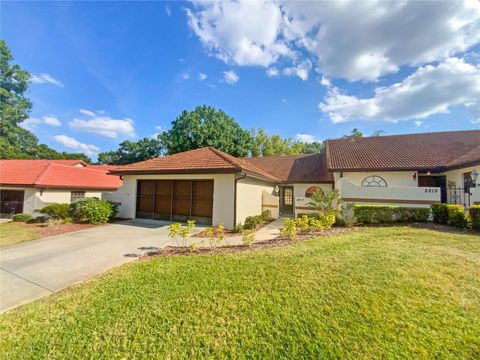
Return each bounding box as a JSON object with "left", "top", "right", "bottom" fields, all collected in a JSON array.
[
  {"left": 110, "top": 147, "right": 279, "bottom": 181},
  {"left": 242, "top": 152, "right": 333, "bottom": 183},
  {"left": 326, "top": 130, "right": 480, "bottom": 172},
  {"left": 0, "top": 160, "right": 122, "bottom": 190}
]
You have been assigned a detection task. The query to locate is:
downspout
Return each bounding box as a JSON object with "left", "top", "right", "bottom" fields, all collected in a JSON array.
[{"left": 233, "top": 172, "right": 247, "bottom": 229}]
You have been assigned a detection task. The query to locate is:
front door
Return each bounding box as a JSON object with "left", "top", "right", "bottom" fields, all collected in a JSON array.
[{"left": 280, "top": 186, "right": 294, "bottom": 216}]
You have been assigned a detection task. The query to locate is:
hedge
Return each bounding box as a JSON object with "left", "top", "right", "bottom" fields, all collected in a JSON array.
[
  {"left": 354, "top": 205, "right": 430, "bottom": 224},
  {"left": 69, "top": 198, "right": 118, "bottom": 224},
  {"left": 40, "top": 203, "right": 70, "bottom": 219},
  {"left": 431, "top": 204, "right": 449, "bottom": 224},
  {"left": 470, "top": 205, "right": 480, "bottom": 230},
  {"left": 446, "top": 204, "right": 470, "bottom": 228},
  {"left": 12, "top": 213, "right": 33, "bottom": 222}
]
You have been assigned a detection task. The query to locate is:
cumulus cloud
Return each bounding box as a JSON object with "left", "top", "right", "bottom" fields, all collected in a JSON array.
[
  {"left": 54, "top": 135, "right": 100, "bottom": 156},
  {"left": 282, "top": 60, "right": 311, "bottom": 81},
  {"left": 186, "top": 0, "right": 480, "bottom": 82},
  {"left": 69, "top": 110, "right": 136, "bottom": 138},
  {"left": 296, "top": 134, "right": 315, "bottom": 143},
  {"left": 222, "top": 70, "right": 239, "bottom": 84},
  {"left": 414, "top": 121, "right": 423, "bottom": 128},
  {"left": 198, "top": 72, "right": 208, "bottom": 80},
  {"left": 319, "top": 58, "right": 480, "bottom": 123},
  {"left": 20, "top": 116, "right": 61, "bottom": 130},
  {"left": 266, "top": 67, "right": 279, "bottom": 77},
  {"left": 30, "top": 73, "right": 63, "bottom": 87}
]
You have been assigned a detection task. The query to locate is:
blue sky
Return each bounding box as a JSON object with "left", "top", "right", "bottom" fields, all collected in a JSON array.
[{"left": 2, "top": 1, "right": 479, "bottom": 159}]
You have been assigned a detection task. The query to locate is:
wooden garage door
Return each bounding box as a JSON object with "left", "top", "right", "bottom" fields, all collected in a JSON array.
[
  {"left": 0, "top": 190, "right": 24, "bottom": 214},
  {"left": 136, "top": 180, "right": 213, "bottom": 224}
]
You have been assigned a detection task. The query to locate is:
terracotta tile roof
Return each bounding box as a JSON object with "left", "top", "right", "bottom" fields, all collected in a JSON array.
[
  {"left": 110, "top": 147, "right": 279, "bottom": 181},
  {"left": 326, "top": 130, "right": 480, "bottom": 172},
  {"left": 0, "top": 160, "right": 122, "bottom": 190},
  {"left": 242, "top": 152, "right": 333, "bottom": 183}
]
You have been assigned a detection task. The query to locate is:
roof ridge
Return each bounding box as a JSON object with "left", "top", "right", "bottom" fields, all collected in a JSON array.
[
  {"left": 207, "top": 147, "right": 242, "bottom": 169},
  {"left": 33, "top": 162, "right": 53, "bottom": 186}
]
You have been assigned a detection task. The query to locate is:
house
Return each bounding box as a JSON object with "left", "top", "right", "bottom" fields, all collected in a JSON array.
[
  {"left": 0, "top": 160, "right": 122, "bottom": 216},
  {"left": 109, "top": 130, "right": 479, "bottom": 229}
]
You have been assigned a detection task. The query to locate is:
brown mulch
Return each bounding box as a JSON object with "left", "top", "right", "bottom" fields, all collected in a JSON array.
[
  {"left": 34, "top": 222, "right": 98, "bottom": 238},
  {"left": 143, "top": 226, "right": 359, "bottom": 259},
  {"left": 193, "top": 219, "right": 275, "bottom": 238}
]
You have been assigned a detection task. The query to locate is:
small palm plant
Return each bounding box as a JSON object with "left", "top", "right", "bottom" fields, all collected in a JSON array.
[{"left": 308, "top": 189, "right": 343, "bottom": 216}]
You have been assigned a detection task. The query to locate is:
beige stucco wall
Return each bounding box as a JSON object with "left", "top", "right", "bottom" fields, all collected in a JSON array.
[
  {"left": 108, "top": 173, "right": 236, "bottom": 229},
  {"left": 0, "top": 186, "right": 105, "bottom": 216},
  {"left": 293, "top": 183, "right": 333, "bottom": 198},
  {"left": 441, "top": 166, "right": 478, "bottom": 188},
  {"left": 293, "top": 183, "right": 334, "bottom": 217},
  {"left": 236, "top": 176, "right": 276, "bottom": 226},
  {"left": 336, "top": 171, "right": 418, "bottom": 188}
]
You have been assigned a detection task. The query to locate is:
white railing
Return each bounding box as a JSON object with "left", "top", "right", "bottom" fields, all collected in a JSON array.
[{"left": 337, "top": 178, "right": 440, "bottom": 207}]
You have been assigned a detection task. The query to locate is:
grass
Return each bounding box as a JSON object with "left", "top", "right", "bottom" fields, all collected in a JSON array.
[
  {"left": 1, "top": 227, "right": 479, "bottom": 359},
  {"left": 0, "top": 222, "right": 38, "bottom": 248}
]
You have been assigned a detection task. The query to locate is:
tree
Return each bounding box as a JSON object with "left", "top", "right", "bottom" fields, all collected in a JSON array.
[
  {"left": 250, "top": 128, "right": 321, "bottom": 156},
  {"left": 98, "top": 137, "right": 162, "bottom": 165},
  {"left": 343, "top": 128, "right": 363, "bottom": 139},
  {"left": 159, "top": 105, "right": 253, "bottom": 157},
  {"left": 0, "top": 40, "right": 91, "bottom": 161},
  {"left": 302, "top": 141, "right": 324, "bottom": 154}
]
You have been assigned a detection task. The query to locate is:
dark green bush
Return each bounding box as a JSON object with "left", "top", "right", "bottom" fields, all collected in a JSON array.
[
  {"left": 354, "top": 205, "right": 430, "bottom": 224},
  {"left": 261, "top": 210, "right": 272, "bottom": 222},
  {"left": 40, "top": 203, "right": 70, "bottom": 219},
  {"left": 469, "top": 205, "right": 480, "bottom": 230},
  {"left": 28, "top": 216, "right": 48, "bottom": 224},
  {"left": 12, "top": 213, "right": 33, "bottom": 222},
  {"left": 69, "top": 198, "right": 118, "bottom": 224},
  {"left": 447, "top": 205, "right": 470, "bottom": 228},
  {"left": 243, "top": 215, "right": 262, "bottom": 230},
  {"left": 431, "top": 204, "right": 448, "bottom": 224}
]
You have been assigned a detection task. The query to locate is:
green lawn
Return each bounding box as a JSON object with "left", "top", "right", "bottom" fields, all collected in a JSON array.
[
  {"left": 0, "top": 222, "right": 38, "bottom": 248},
  {"left": 1, "top": 227, "right": 479, "bottom": 359}
]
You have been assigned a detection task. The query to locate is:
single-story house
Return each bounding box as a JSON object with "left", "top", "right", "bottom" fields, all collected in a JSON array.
[
  {"left": 0, "top": 160, "right": 122, "bottom": 216},
  {"left": 109, "top": 130, "right": 479, "bottom": 230}
]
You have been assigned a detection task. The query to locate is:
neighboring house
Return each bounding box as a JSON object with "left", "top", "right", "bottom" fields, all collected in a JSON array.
[
  {"left": 0, "top": 160, "right": 122, "bottom": 216},
  {"left": 109, "top": 130, "right": 479, "bottom": 229}
]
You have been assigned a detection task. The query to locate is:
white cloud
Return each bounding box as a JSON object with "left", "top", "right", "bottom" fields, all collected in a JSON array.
[
  {"left": 222, "top": 70, "right": 239, "bottom": 84},
  {"left": 79, "top": 109, "right": 96, "bottom": 117},
  {"left": 186, "top": 1, "right": 293, "bottom": 67},
  {"left": 165, "top": 5, "right": 171, "bottom": 17},
  {"left": 181, "top": 73, "right": 190, "bottom": 80},
  {"left": 69, "top": 110, "right": 136, "bottom": 138},
  {"left": 30, "top": 73, "right": 63, "bottom": 87},
  {"left": 414, "top": 121, "right": 423, "bottom": 128},
  {"left": 187, "top": 0, "right": 480, "bottom": 82},
  {"left": 266, "top": 67, "right": 279, "bottom": 77},
  {"left": 282, "top": 60, "right": 311, "bottom": 81},
  {"left": 320, "top": 58, "right": 480, "bottom": 123},
  {"left": 150, "top": 125, "right": 163, "bottom": 139},
  {"left": 296, "top": 134, "right": 315, "bottom": 143},
  {"left": 20, "top": 116, "right": 61, "bottom": 130},
  {"left": 54, "top": 135, "right": 100, "bottom": 156},
  {"left": 198, "top": 72, "right": 208, "bottom": 81}
]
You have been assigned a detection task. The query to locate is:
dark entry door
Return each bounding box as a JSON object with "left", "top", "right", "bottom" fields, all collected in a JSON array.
[
  {"left": 136, "top": 180, "right": 213, "bottom": 224},
  {"left": 418, "top": 175, "right": 446, "bottom": 203},
  {"left": 0, "top": 190, "right": 24, "bottom": 214},
  {"left": 280, "top": 186, "right": 294, "bottom": 216}
]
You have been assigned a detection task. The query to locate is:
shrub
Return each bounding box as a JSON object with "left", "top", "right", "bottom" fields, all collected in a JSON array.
[
  {"left": 447, "top": 205, "right": 470, "bottom": 228},
  {"left": 431, "top": 204, "right": 448, "bottom": 224},
  {"left": 28, "top": 216, "right": 48, "bottom": 224},
  {"left": 234, "top": 223, "right": 244, "bottom": 233},
  {"left": 202, "top": 224, "right": 226, "bottom": 248},
  {"left": 469, "top": 206, "right": 480, "bottom": 230},
  {"left": 295, "top": 215, "right": 311, "bottom": 232},
  {"left": 241, "top": 230, "right": 256, "bottom": 246},
  {"left": 12, "top": 213, "right": 32, "bottom": 222},
  {"left": 68, "top": 198, "right": 117, "bottom": 224},
  {"left": 354, "top": 205, "right": 431, "bottom": 224},
  {"left": 396, "top": 207, "right": 430, "bottom": 223},
  {"left": 280, "top": 218, "right": 297, "bottom": 239},
  {"left": 261, "top": 210, "right": 272, "bottom": 222},
  {"left": 243, "top": 215, "right": 262, "bottom": 230},
  {"left": 335, "top": 203, "right": 356, "bottom": 227},
  {"left": 40, "top": 203, "right": 70, "bottom": 219},
  {"left": 308, "top": 189, "right": 342, "bottom": 215}
]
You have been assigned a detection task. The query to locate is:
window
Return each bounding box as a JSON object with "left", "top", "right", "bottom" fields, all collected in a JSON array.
[
  {"left": 305, "top": 186, "right": 323, "bottom": 198},
  {"left": 361, "top": 176, "right": 387, "bottom": 187},
  {"left": 70, "top": 191, "right": 85, "bottom": 202}
]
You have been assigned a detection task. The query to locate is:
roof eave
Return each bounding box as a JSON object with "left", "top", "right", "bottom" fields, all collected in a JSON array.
[{"left": 109, "top": 168, "right": 242, "bottom": 176}]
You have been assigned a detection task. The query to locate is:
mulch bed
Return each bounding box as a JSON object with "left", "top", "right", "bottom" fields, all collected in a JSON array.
[
  {"left": 193, "top": 219, "right": 274, "bottom": 238},
  {"left": 143, "top": 226, "right": 358, "bottom": 259},
  {"left": 33, "top": 223, "right": 98, "bottom": 238}
]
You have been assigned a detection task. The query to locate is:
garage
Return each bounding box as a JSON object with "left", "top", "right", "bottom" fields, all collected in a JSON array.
[
  {"left": 136, "top": 180, "right": 214, "bottom": 224},
  {"left": 0, "top": 189, "right": 24, "bottom": 215}
]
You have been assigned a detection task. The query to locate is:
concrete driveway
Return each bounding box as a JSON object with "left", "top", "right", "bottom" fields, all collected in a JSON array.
[{"left": 0, "top": 219, "right": 200, "bottom": 313}]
